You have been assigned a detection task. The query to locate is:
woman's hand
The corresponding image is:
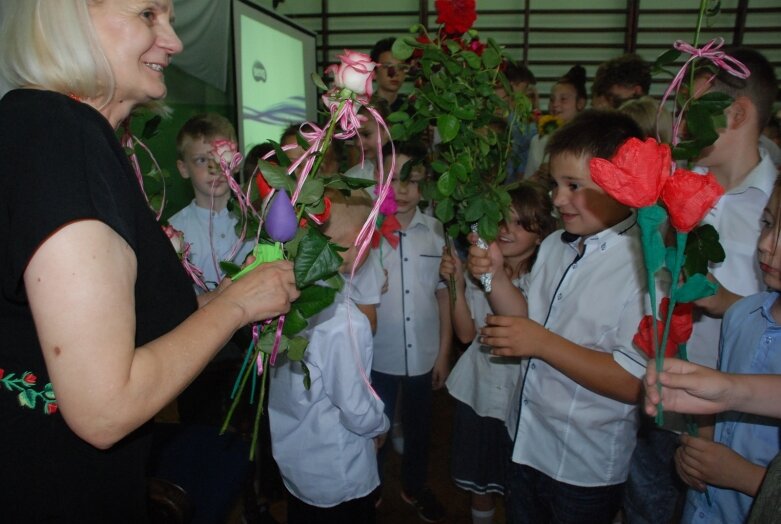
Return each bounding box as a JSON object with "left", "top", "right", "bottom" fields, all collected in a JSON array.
[{"left": 218, "top": 259, "right": 299, "bottom": 326}]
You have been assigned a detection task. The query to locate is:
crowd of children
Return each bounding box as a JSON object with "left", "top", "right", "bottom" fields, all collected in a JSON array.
[{"left": 158, "top": 39, "right": 780, "bottom": 524}]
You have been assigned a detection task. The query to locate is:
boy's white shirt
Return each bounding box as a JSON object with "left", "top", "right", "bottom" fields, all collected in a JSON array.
[
  {"left": 168, "top": 200, "right": 254, "bottom": 291},
  {"left": 373, "top": 208, "right": 446, "bottom": 376},
  {"left": 343, "top": 249, "right": 384, "bottom": 306},
  {"left": 268, "top": 290, "right": 389, "bottom": 507},
  {"left": 687, "top": 149, "right": 776, "bottom": 368},
  {"left": 511, "top": 212, "right": 657, "bottom": 487}
]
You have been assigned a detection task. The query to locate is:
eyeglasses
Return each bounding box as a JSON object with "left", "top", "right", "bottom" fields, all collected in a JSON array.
[{"left": 379, "top": 63, "right": 411, "bottom": 77}]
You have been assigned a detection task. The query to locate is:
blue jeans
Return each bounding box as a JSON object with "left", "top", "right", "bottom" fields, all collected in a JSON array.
[
  {"left": 623, "top": 423, "right": 685, "bottom": 524},
  {"left": 505, "top": 463, "right": 623, "bottom": 524},
  {"left": 371, "top": 370, "right": 432, "bottom": 497}
]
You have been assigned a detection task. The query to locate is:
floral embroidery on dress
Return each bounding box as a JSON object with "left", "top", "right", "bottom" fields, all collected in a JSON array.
[{"left": 0, "top": 368, "right": 58, "bottom": 414}]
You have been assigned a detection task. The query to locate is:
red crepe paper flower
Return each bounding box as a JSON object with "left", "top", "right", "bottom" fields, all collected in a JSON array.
[
  {"left": 307, "top": 196, "right": 332, "bottom": 225},
  {"left": 590, "top": 137, "right": 672, "bottom": 208},
  {"left": 372, "top": 214, "right": 401, "bottom": 249},
  {"left": 435, "top": 0, "right": 477, "bottom": 35},
  {"left": 661, "top": 169, "right": 724, "bottom": 233},
  {"left": 633, "top": 298, "right": 694, "bottom": 359},
  {"left": 255, "top": 171, "right": 273, "bottom": 200}
]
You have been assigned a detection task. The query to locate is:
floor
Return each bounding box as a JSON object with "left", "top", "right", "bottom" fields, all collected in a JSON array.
[{"left": 233, "top": 387, "right": 507, "bottom": 524}]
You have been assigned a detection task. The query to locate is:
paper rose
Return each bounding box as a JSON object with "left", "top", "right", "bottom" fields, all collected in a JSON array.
[
  {"left": 435, "top": 0, "right": 477, "bottom": 35},
  {"left": 325, "top": 50, "right": 376, "bottom": 97},
  {"left": 255, "top": 170, "right": 273, "bottom": 200},
  {"left": 590, "top": 137, "right": 672, "bottom": 209},
  {"left": 633, "top": 298, "right": 694, "bottom": 359},
  {"left": 661, "top": 169, "right": 724, "bottom": 233}
]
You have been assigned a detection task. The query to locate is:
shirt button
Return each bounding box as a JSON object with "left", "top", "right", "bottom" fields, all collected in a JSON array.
[
  {"left": 406, "top": 317, "right": 411, "bottom": 321},
  {"left": 600, "top": 243, "right": 607, "bottom": 251},
  {"left": 699, "top": 512, "right": 705, "bottom": 518},
  {"left": 405, "top": 290, "right": 410, "bottom": 294},
  {"left": 404, "top": 257, "right": 409, "bottom": 262},
  {"left": 530, "top": 363, "right": 536, "bottom": 370},
  {"left": 557, "top": 293, "right": 563, "bottom": 300},
  {"left": 523, "top": 398, "right": 528, "bottom": 405},
  {"left": 407, "top": 344, "right": 412, "bottom": 348}
]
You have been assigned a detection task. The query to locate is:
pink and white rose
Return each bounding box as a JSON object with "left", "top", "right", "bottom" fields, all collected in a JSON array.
[
  {"left": 326, "top": 50, "right": 376, "bottom": 96},
  {"left": 162, "top": 224, "right": 184, "bottom": 255},
  {"left": 211, "top": 139, "right": 241, "bottom": 172}
]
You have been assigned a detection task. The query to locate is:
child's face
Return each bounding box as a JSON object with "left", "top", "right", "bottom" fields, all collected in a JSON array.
[
  {"left": 498, "top": 209, "right": 540, "bottom": 262},
  {"left": 177, "top": 136, "right": 232, "bottom": 203},
  {"left": 758, "top": 192, "right": 781, "bottom": 290},
  {"left": 549, "top": 82, "right": 584, "bottom": 123},
  {"left": 388, "top": 154, "right": 424, "bottom": 216},
  {"left": 375, "top": 50, "right": 407, "bottom": 94},
  {"left": 550, "top": 152, "right": 630, "bottom": 238},
  {"left": 357, "top": 116, "right": 387, "bottom": 161}
]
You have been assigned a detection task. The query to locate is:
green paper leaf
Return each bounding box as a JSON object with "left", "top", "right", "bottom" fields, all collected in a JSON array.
[
  {"left": 294, "top": 227, "right": 343, "bottom": 287},
  {"left": 287, "top": 337, "right": 309, "bottom": 361},
  {"left": 295, "top": 284, "right": 339, "bottom": 318},
  {"left": 437, "top": 115, "right": 460, "bottom": 143},
  {"left": 676, "top": 273, "right": 718, "bottom": 303}
]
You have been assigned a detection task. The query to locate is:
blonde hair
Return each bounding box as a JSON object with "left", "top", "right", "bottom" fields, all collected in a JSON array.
[
  {"left": 618, "top": 96, "right": 673, "bottom": 145},
  {"left": 321, "top": 188, "right": 373, "bottom": 245},
  {"left": 0, "top": 1, "right": 114, "bottom": 104}
]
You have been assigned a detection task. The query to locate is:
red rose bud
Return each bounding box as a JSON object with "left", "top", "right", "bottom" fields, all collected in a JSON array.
[
  {"left": 255, "top": 171, "right": 273, "bottom": 199},
  {"left": 23, "top": 372, "right": 37, "bottom": 385},
  {"left": 590, "top": 137, "right": 672, "bottom": 208},
  {"left": 46, "top": 402, "right": 59, "bottom": 415},
  {"left": 308, "top": 196, "right": 331, "bottom": 225},
  {"left": 265, "top": 189, "right": 298, "bottom": 242},
  {"left": 661, "top": 169, "right": 724, "bottom": 233}
]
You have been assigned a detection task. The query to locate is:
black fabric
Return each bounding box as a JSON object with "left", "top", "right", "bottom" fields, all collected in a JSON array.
[{"left": 0, "top": 89, "right": 198, "bottom": 522}]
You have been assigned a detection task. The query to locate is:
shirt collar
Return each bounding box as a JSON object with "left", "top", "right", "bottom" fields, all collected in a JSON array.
[
  {"left": 561, "top": 211, "right": 638, "bottom": 253},
  {"left": 758, "top": 291, "right": 781, "bottom": 326},
  {"left": 405, "top": 207, "right": 428, "bottom": 231},
  {"left": 728, "top": 148, "right": 776, "bottom": 197},
  {"left": 193, "top": 200, "right": 231, "bottom": 218}
]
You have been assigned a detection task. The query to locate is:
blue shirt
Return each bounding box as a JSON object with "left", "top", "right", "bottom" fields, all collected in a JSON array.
[{"left": 683, "top": 291, "right": 781, "bottom": 524}]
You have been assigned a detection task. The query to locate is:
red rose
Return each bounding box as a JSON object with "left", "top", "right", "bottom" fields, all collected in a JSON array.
[
  {"left": 46, "top": 402, "right": 59, "bottom": 415},
  {"left": 23, "top": 372, "right": 37, "bottom": 385},
  {"left": 435, "top": 0, "right": 477, "bottom": 35},
  {"left": 633, "top": 298, "right": 694, "bottom": 359},
  {"left": 469, "top": 39, "right": 486, "bottom": 56},
  {"left": 590, "top": 137, "right": 672, "bottom": 208},
  {"left": 661, "top": 169, "right": 724, "bottom": 233}
]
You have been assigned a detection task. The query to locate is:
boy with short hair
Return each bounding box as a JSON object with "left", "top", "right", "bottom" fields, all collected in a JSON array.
[
  {"left": 592, "top": 53, "right": 652, "bottom": 109},
  {"left": 371, "top": 37, "right": 408, "bottom": 112},
  {"left": 169, "top": 113, "right": 253, "bottom": 292},
  {"left": 268, "top": 189, "right": 389, "bottom": 524},
  {"left": 624, "top": 47, "right": 780, "bottom": 524},
  {"left": 470, "top": 110, "right": 648, "bottom": 523},
  {"left": 372, "top": 142, "right": 452, "bottom": 522}
]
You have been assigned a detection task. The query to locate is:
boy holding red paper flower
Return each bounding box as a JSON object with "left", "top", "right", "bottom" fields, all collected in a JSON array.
[
  {"left": 468, "top": 110, "right": 655, "bottom": 523},
  {"left": 621, "top": 47, "right": 780, "bottom": 524}
]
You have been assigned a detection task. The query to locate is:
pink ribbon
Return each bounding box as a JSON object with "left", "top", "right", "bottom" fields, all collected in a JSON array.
[
  {"left": 658, "top": 38, "right": 750, "bottom": 146},
  {"left": 120, "top": 121, "right": 167, "bottom": 221}
]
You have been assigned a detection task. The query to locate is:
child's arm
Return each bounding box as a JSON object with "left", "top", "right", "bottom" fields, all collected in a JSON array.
[
  {"left": 432, "top": 287, "right": 453, "bottom": 390},
  {"left": 439, "top": 247, "right": 476, "bottom": 344},
  {"left": 481, "top": 315, "right": 641, "bottom": 403},
  {"left": 693, "top": 273, "right": 743, "bottom": 318},
  {"left": 645, "top": 358, "right": 781, "bottom": 419},
  {"left": 675, "top": 434, "right": 767, "bottom": 496},
  {"left": 467, "top": 242, "right": 527, "bottom": 317},
  {"left": 356, "top": 303, "right": 378, "bottom": 334}
]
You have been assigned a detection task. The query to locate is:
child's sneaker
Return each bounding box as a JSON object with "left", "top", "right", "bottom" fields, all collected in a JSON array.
[{"left": 400, "top": 488, "right": 445, "bottom": 523}]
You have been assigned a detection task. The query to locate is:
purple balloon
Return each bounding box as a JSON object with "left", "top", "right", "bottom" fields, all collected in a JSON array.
[{"left": 265, "top": 189, "right": 298, "bottom": 242}]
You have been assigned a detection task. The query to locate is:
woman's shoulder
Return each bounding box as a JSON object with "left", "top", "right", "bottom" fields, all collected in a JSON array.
[{"left": 1, "top": 89, "right": 109, "bottom": 137}]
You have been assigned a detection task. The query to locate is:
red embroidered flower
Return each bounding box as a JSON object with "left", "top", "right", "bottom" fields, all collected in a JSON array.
[
  {"left": 633, "top": 298, "right": 694, "bottom": 359},
  {"left": 46, "top": 402, "right": 58, "bottom": 415},
  {"left": 0, "top": 368, "right": 4, "bottom": 380},
  {"left": 23, "top": 372, "right": 37, "bottom": 385},
  {"left": 661, "top": 169, "right": 724, "bottom": 233},
  {"left": 590, "top": 137, "right": 672, "bottom": 208},
  {"left": 435, "top": 0, "right": 477, "bottom": 35}
]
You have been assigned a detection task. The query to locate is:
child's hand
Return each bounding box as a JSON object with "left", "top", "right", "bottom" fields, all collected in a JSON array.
[
  {"left": 480, "top": 315, "right": 551, "bottom": 359},
  {"left": 374, "top": 432, "right": 387, "bottom": 451},
  {"left": 466, "top": 238, "right": 503, "bottom": 280},
  {"left": 644, "top": 358, "right": 734, "bottom": 417},
  {"left": 431, "top": 351, "right": 451, "bottom": 390},
  {"left": 676, "top": 435, "right": 765, "bottom": 496},
  {"left": 439, "top": 247, "right": 464, "bottom": 286},
  {"left": 381, "top": 269, "right": 389, "bottom": 294}
]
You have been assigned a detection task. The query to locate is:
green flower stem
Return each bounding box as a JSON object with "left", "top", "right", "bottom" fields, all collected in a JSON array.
[
  {"left": 656, "top": 231, "right": 688, "bottom": 426},
  {"left": 220, "top": 339, "right": 263, "bottom": 435},
  {"left": 250, "top": 352, "right": 270, "bottom": 462},
  {"left": 307, "top": 98, "right": 347, "bottom": 186},
  {"left": 637, "top": 208, "right": 661, "bottom": 421},
  {"left": 689, "top": 0, "right": 709, "bottom": 88},
  {"left": 444, "top": 235, "right": 457, "bottom": 310}
]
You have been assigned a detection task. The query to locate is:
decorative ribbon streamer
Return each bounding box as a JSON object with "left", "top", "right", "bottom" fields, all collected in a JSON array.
[
  {"left": 120, "top": 121, "right": 167, "bottom": 221},
  {"left": 658, "top": 38, "right": 750, "bottom": 146}
]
